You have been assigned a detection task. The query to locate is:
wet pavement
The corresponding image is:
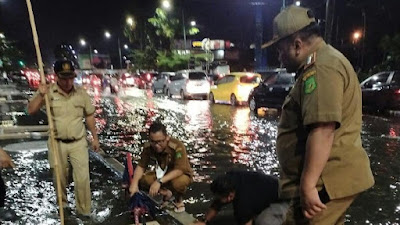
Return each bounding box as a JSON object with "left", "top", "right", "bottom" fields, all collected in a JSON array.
[{"left": 1, "top": 85, "right": 399, "bottom": 224}]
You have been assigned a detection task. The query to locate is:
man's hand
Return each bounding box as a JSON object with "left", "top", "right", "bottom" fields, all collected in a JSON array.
[
  {"left": 91, "top": 138, "right": 100, "bottom": 152},
  {"left": 129, "top": 183, "right": 139, "bottom": 197},
  {"left": 300, "top": 186, "right": 327, "bottom": 219},
  {"left": 0, "top": 150, "right": 15, "bottom": 169},
  {"left": 149, "top": 180, "right": 161, "bottom": 197},
  {"left": 38, "top": 84, "right": 49, "bottom": 97}
]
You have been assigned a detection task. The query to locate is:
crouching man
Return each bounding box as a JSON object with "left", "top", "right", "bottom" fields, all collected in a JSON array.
[
  {"left": 193, "top": 170, "right": 288, "bottom": 225},
  {"left": 129, "top": 122, "right": 193, "bottom": 213}
]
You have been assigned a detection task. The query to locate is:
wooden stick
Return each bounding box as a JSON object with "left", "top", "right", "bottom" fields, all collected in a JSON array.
[{"left": 25, "top": 0, "right": 65, "bottom": 224}]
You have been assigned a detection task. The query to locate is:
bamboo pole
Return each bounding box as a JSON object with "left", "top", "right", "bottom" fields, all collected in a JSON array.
[{"left": 25, "top": 0, "right": 65, "bottom": 224}]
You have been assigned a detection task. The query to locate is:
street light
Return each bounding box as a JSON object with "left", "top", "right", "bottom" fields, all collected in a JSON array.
[
  {"left": 0, "top": 33, "right": 5, "bottom": 39},
  {"left": 353, "top": 31, "right": 361, "bottom": 44},
  {"left": 80, "top": 39, "right": 86, "bottom": 46},
  {"left": 93, "top": 49, "right": 98, "bottom": 54},
  {"left": 79, "top": 38, "right": 93, "bottom": 69},
  {"left": 124, "top": 44, "right": 129, "bottom": 49},
  {"left": 162, "top": 0, "right": 187, "bottom": 51},
  {"left": 295, "top": 1, "right": 301, "bottom": 6},
  {"left": 104, "top": 31, "right": 123, "bottom": 69},
  {"left": 126, "top": 17, "right": 134, "bottom": 27},
  {"left": 162, "top": 0, "right": 171, "bottom": 10},
  {"left": 104, "top": 31, "right": 111, "bottom": 39},
  {"left": 190, "top": 20, "right": 196, "bottom": 26}
]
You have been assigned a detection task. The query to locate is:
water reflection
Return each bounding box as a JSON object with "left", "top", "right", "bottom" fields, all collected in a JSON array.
[{"left": 2, "top": 85, "right": 399, "bottom": 224}]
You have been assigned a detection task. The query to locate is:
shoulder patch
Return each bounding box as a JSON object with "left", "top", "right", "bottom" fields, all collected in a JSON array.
[
  {"left": 304, "top": 75, "right": 317, "bottom": 94},
  {"left": 302, "top": 69, "right": 316, "bottom": 81},
  {"left": 175, "top": 151, "right": 182, "bottom": 159},
  {"left": 168, "top": 140, "right": 178, "bottom": 150},
  {"left": 304, "top": 52, "right": 317, "bottom": 70}
]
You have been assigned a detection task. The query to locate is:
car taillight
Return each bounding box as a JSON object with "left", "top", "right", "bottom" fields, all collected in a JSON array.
[{"left": 395, "top": 89, "right": 400, "bottom": 94}]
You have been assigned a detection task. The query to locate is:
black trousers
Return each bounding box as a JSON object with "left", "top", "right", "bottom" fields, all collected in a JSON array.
[{"left": 0, "top": 174, "right": 5, "bottom": 207}]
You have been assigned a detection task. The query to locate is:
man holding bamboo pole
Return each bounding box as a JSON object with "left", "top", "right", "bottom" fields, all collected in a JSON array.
[{"left": 28, "top": 59, "right": 99, "bottom": 218}]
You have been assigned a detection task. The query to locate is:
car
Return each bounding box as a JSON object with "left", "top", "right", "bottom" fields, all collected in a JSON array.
[
  {"left": 152, "top": 72, "right": 175, "bottom": 94},
  {"left": 120, "top": 72, "right": 136, "bottom": 87},
  {"left": 138, "top": 72, "right": 158, "bottom": 89},
  {"left": 46, "top": 73, "right": 57, "bottom": 83},
  {"left": 248, "top": 72, "right": 295, "bottom": 112},
  {"left": 9, "top": 70, "right": 40, "bottom": 89},
  {"left": 166, "top": 70, "right": 210, "bottom": 100},
  {"left": 88, "top": 74, "right": 102, "bottom": 87},
  {"left": 209, "top": 72, "right": 261, "bottom": 106},
  {"left": 360, "top": 71, "right": 400, "bottom": 111}
]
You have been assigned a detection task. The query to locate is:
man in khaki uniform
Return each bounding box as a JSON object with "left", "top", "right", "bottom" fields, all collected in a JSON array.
[
  {"left": 262, "top": 6, "right": 374, "bottom": 224},
  {"left": 129, "top": 122, "right": 193, "bottom": 213},
  {"left": 28, "top": 60, "right": 99, "bottom": 217}
]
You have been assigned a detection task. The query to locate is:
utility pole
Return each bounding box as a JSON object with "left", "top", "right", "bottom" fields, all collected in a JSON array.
[
  {"left": 182, "top": 0, "right": 187, "bottom": 51},
  {"left": 324, "top": 0, "right": 335, "bottom": 44},
  {"left": 361, "top": 9, "right": 366, "bottom": 70},
  {"left": 117, "top": 37, "right": 122, "bottom": 69},
  {"left": 251, "top": 2, "right": 267, "bottom": 72}
]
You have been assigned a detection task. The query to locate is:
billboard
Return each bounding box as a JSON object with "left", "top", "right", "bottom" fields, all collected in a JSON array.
[{"left": 78, "top": 54, "right": 111, "bottom": 69}]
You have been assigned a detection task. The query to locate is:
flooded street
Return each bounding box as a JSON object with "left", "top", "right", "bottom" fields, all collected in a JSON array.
[{"left": 1, "top": 86, "right": 400, "bottom": 224}]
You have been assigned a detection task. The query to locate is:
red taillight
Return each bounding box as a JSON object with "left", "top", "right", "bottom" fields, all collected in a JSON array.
[{"left": 395, "top": 89, "right": 400, "bottom": 94}]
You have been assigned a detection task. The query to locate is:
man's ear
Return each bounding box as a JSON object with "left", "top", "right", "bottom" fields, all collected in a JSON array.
[{"left": 293, "top": 37, "right": 303, "bottom": 55}]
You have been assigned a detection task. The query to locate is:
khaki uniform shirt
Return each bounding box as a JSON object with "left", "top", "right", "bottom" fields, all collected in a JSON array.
[
  {"left": 138, "top": 138, "right": 193, "bottom": 178},
  {"left": 31, "top": 83, "right": 95, "bottom": 140},
  {"left": 277, "top": 41, "right": 374, "bottom": 200}
]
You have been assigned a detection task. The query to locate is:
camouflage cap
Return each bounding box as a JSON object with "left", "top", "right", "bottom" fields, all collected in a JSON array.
[{"left": 262, "top": 5, "right": 316, "bottom": 48}]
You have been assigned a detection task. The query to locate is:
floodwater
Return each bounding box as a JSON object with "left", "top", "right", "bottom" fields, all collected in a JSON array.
[{"left": 1, "top": 85, "right": 399, "bottom": 224}]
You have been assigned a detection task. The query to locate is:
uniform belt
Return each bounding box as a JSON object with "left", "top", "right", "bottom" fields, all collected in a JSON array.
[{"left": 56, "top": 138, "right": 81, "bottom": 143}]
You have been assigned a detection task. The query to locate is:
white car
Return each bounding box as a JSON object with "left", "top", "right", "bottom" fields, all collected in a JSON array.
[
  {"left": 152, "top": 72, "right": 175, "bottom": 94},
  {"left": 166, "top": 70, "right": 210, "bottom": 100}
]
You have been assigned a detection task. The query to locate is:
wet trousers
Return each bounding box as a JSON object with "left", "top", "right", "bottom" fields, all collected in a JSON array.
[
  {"left": 48, "top": 138, "right": 91, "bottom": 215},
  {"left": 282, "top": 194, "right": 358, "bottom": 225},
  {"left": 140, "top": 171, "right": 191, "bottom": 196}
]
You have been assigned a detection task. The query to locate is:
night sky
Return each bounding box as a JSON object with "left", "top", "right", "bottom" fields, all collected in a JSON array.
[{"left": 1, "top": 0, "right": 400, "bottom": 69}]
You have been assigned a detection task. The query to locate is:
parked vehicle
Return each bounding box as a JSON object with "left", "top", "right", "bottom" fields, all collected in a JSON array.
[
  {"left": 209, "top": 72, "right": 261, "bottom": 106},
  {"left": 46, "top": 73, "right": 57, "bottom": 83},
  {"left": 152, "top": 72, "right": 175, "bottom": 94},
  {"left": 120, "top": 72, "right": 136, "bottom": 87},
  {"left": 138, "top": 72, "right": 158, "bottom": 89},
  {"left": 248, "top": 72, "right": 295, "bottom": 112},
  {"left": 166, "top": 70, "right": 210, "bottom": 100},
  {"left": 360, "top": 71, "right": 400, "bottom": 111},
  {"left": 9, "top": 70, "right": 38, "bottom": 89}
]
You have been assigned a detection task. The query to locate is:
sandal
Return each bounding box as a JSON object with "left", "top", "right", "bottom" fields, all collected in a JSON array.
[{"left": 173, "top": 202, "right": 185, "bottom": 213}]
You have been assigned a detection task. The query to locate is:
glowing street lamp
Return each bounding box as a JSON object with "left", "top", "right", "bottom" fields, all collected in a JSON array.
[
  {"left": 104, "top": 31, "right": 111, "bottom": 39},
  {"left": 353, "top": 31, "right": 361, "bottom": 41},
  {"left": 80, "top": 39, "right": 86, "bottom": 46},
  {"left": 190, "top": 20, "right": 196, "bottom": 26},
  {"left": 93, "top": 49, "right": 98, "bottom": 54},
  {"left": 104, "top": 30, "right": 123, "bottom": 69},
  {"left": 79, "top": 38, "right": 92, "bottom": 69},
  {"left": 0, "top": 33, "right": 5, "bottom": 39},
  {"left": 162, "top": 0, "right": 171, "bottom": 10},
  {"left": 126, "top": 17, "right": 134, "bottom": 27},
  {"left": 161, "top": 0, "right": 188, "bottom": 51},
  {"left": 124, "top": 44, "right": 129, "bottom": 49},
  {"left": 295, "top": 1, "right": 301, "bottom": 6}
]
